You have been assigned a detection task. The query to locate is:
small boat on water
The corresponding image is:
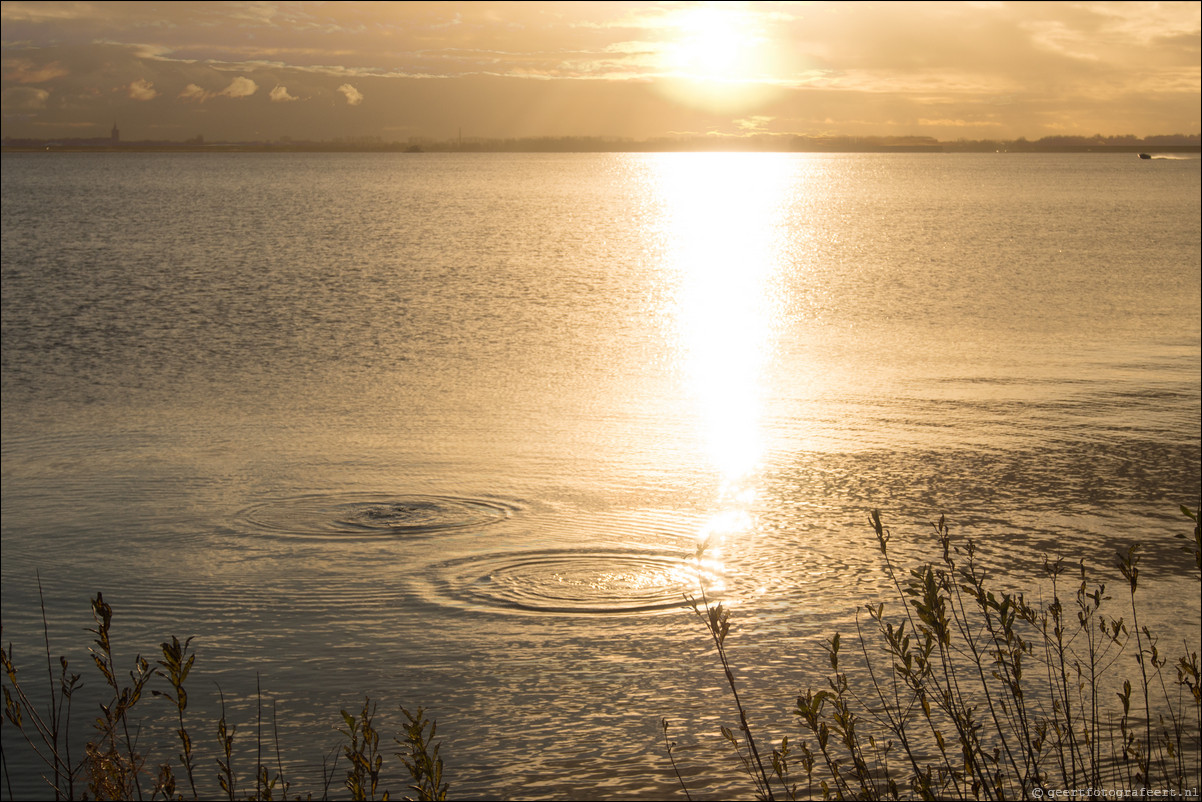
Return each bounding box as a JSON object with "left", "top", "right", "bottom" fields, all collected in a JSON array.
[{"left": 1139, "top": 153, "right": 1152, "bottom": 159}]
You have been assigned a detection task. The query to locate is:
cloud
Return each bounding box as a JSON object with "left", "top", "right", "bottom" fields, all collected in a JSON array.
[
  {"left": 337, "top": 83, "right": 363, "bottom": 105},
  {"left": 269, "top": 84, "right": 298, "bottom": 102},
  {"left": 917, "top": 118, "right": 1003, "bottom": 128},
  {"left": 1, "top": 85, "right": 50, "bottom": 111},
  {"left": 179, "top": 83, "right": 210, "bottom": 102},
  {"left": 219, "top": 76, "right": 258, "bottom": 98},
  {"left": 178, "top": 77, "right": 258, "bottom": 102},
  {"left": 3, "top": 57, "right": 69, "bottom": 83},
  {"left": 735, "top": 115, "right": 774, "bottom": 130},
  {"left": 127, "top": 79, "right": 157, "bottom": 100}
]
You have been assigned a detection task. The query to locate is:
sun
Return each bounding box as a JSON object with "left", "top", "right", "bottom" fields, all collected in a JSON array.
[
  {"left": 666, "top": 4, "right": 763, "bottom": 83},
  {"left": 658, "top": 3, "right": 783, "bottom": 114}
]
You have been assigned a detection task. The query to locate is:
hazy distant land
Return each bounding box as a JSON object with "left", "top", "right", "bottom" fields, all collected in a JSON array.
[{"left": 3, "top": 132, "right": 1199, "bottom": 154}]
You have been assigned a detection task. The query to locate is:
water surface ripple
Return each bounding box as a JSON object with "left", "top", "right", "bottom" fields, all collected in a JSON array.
[
  {"left": 237, "top": 492, "right": 517, "bottom": 539},
  {"left": 427, "top": 548, "right": 724, "bottom": 615}
]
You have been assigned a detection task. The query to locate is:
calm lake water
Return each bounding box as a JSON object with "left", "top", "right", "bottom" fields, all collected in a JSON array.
[{"left": 2, "top": 152, "right": 1199, "bottom": 799}]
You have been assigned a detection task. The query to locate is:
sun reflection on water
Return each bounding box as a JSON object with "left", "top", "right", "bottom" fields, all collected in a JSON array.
[{"left": 648, "top": 153, "right": 797, "bottom": 567}]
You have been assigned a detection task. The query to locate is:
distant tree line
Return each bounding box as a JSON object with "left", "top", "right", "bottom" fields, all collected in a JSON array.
[{"left": 3, "top": 132, "right": 1198, "bottom": 153}]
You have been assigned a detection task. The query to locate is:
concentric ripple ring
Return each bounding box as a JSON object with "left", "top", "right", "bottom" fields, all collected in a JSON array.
[
  {"left": 428, "top": 548, "right": 724, "bottom": 615},
  {"left": 237, "top": 493, "right": 516, "bottom": 539}
]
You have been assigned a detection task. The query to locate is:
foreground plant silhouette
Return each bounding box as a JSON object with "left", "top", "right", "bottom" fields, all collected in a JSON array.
[
  {"left": 1, "top": 591, "right": 446, "bottom": 801},
  {"left": 677, "top": 506, "right": 1202, "bottom": 801},
  {"left": 684, "top": 540, "right": 778, "bottom": 801},
  {"left": 6, "top": 507, "right": 1198, "bottom": 800}
]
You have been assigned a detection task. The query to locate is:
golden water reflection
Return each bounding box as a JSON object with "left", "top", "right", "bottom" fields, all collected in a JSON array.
[{"left": 648, "top": 153, "right": 798, "bottom": 566}]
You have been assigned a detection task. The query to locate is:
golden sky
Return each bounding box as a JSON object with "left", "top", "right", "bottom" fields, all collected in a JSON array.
[{"left": 2, "top": 1, "right": 1199, "bottom": 142}]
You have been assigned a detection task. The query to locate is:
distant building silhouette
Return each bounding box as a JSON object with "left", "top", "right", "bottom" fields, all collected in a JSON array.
[{"left": 111, "top": 122, "right": 119, "bottom": 143}]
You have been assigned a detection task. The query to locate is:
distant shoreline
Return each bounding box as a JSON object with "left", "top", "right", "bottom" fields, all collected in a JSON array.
[{"left": 3, "top": 140, "right": 1199, "bottom": 155}]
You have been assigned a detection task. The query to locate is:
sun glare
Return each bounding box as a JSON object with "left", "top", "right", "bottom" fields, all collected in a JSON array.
[
  {"left": 667, "top": 5, "right": 759, "bottom": 82},
  {"left": 658, "top": 4, "right": 783, "bottom": 113}
]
